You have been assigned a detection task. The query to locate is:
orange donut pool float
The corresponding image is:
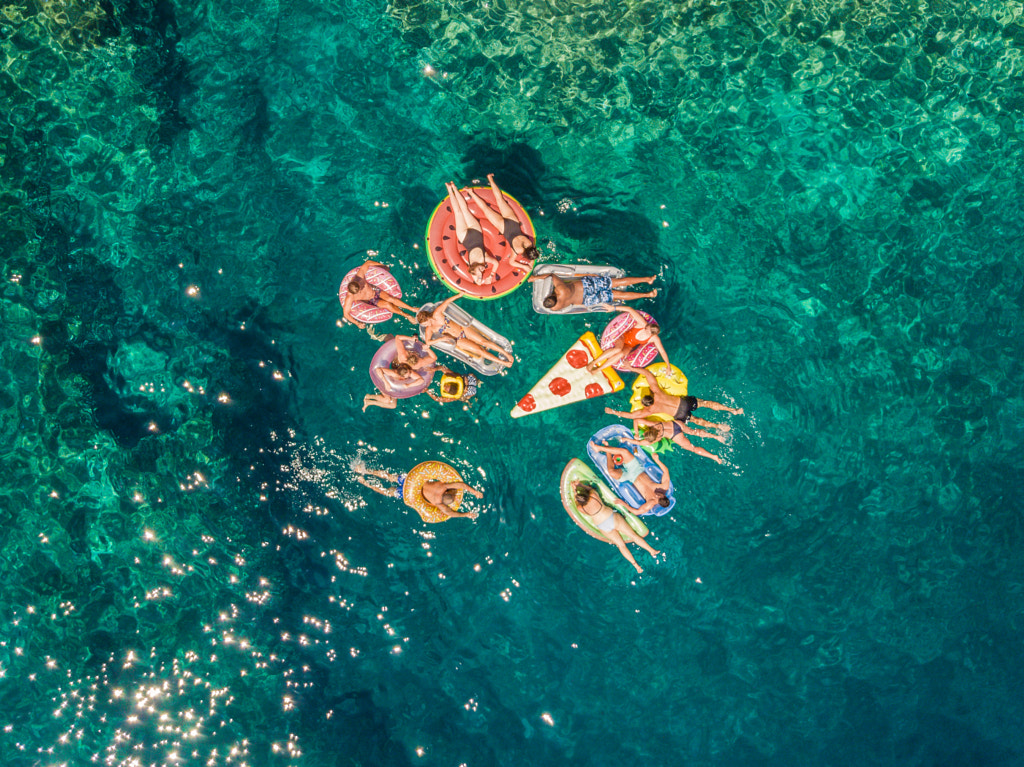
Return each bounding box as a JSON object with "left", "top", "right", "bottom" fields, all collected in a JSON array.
[
  {"left": 402, "top": 461, "right": 465, "bottom": 523},
  {"left": 425, "top": 187, "right": 535, "bottom": 300}
]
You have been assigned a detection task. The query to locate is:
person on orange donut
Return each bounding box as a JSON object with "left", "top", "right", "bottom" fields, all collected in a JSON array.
[
  {"left": 343, "top": 259, "right": 418, "bottom": 329},
  {"left": 463, "top": 174, "right": 539, "bottom": 273},
  {"left": 445, "top": 181, "right": 500, "bottom": 286},
  {"left": 352, "top": 463, "right": 482, "bottom": 520},
  {"left": 587, "top": 307, "right": 670, "bottom": 373}
]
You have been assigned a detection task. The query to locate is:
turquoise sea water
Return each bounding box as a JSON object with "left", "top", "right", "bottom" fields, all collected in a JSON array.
[{"left": 3, "top": 0, "right": 1024, "bottom": 765}]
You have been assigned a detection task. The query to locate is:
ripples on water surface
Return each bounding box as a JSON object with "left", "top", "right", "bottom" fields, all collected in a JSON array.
[{"left": 2, "top": 0, "right": 1023, "bottom": 764}]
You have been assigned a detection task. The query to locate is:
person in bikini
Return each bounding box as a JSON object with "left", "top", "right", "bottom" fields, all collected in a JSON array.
[
  {"left": 605, "top": 364, "right": 743, "bottom": 464},
  {"left": 463, "top": 174, "right": 539, "bottom": 273},
  {"left": 587, "top": 307, "right": 670, "bottom": 372},
  {"left": 352, "top": 465, "right": 482, "bottom": 520},
  {"left": 589, "top": 441, "right": 672, "bottom": 515},
  {"left": 446, "top": 181, "right": 500, "bottom": 286},
  {"left": 622, "top": 417, "right": 727, "bottom": 464},
  {"left": 416, "top": 294, "right": 514, "bottom": 368},
  {"left": 342, "top": 259, "right": 418, "bottom": 329},
  {"left": 529, "top": 272, "right": 658, "bottom": 312},
  {"left": 571, "top": 481, "right": 661, "bottom": 573}
]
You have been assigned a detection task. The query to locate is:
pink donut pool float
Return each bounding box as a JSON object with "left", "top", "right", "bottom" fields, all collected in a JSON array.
[
  {"left": 339, "top": 265, "right": 404, "bottom": 324},
  {"left": 599, "top": 310, "right": 660, "bottom": 371}
]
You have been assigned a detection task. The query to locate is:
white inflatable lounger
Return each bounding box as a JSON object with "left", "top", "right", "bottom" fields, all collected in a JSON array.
[
  {"left": 530, "top": 263, "right": 626, "bottom": 315},
  {"left": 417, "top": 301, "right": 513, "bottom": 377}
]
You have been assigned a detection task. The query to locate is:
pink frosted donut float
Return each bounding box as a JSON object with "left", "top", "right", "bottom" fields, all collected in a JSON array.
[
  {"left": 339, "top": 265, "right": 404, "bottom": 324},
  {"left": 599, "top": 310, "right": 660, "bottom": 370}
]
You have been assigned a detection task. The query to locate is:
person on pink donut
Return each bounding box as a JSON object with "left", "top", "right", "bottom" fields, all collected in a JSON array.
[
  {"left": 342, "top": 259, "right": 418, "bottom": 329},
  {"left": 587, "top": 307, "right": 670, "bottom": 373}
]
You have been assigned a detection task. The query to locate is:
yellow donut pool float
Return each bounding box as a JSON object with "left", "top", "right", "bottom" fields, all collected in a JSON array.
[{"left": 402, "top": 460, "right": 464, "bottom": 523}]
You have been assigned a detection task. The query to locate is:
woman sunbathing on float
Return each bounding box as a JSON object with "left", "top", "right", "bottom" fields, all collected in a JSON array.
[
  {"left": 587, "top": 307, "right": 670, "bottom": 373},
  {"left": 463, "top": 174, "right": 539, "bottom": 273},
  {"left": 342, "top": 259, "right": 418, "bottom": 328},
  {"left": 416, "top": 295, "right": 514, "bottom": 368},
  {"left": 572, "top": 481, "right": 661, "bottom": 573},
  {"left": 446, "top": 181, "right": 500, "bottom": 286}
]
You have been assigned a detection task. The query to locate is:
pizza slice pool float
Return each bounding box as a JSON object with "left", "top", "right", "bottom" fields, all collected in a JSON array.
[{"left": 510, "top": 332, "right": 624, "bottom": 419}]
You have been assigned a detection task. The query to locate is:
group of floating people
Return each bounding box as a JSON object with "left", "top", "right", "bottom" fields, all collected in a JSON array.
[{"left": 342, "top": 174, "right": 744, "bottom": 572}]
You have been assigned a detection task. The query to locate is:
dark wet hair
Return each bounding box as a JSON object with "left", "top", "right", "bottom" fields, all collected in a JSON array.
[
  {"left": 542, "top": 292, "right": 557, "bottom": 309},
  {"left": 391, "top": 361, "right": 413, "bottom": 378},
  {"left": 574, "top": 486, "right": 593, "bottom": 505},
  {"left": 521, "top": 245, "right": 539, "bottom": 261},
  {"left": 443, "top": 381, "right": 460, "bottom": 395},
  {"left": 655, "top": 490, "right": 670, "bottom": 507},
  {"left": 641, "top": 394, "right": 654, "bottom": 407},
  {"left": 347, "top": 277, "right": 364, "bottom": 294},
  {"left": 441, "top": 489, "right": 457, "bottom": 504}
]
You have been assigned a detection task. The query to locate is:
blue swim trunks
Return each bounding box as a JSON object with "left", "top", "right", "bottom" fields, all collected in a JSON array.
[
  {"left": 393, "top": 473, "right": 407, "bottom": 498},
  {"left": 581, "top": 276, "right": 613, "bottom": 307}
]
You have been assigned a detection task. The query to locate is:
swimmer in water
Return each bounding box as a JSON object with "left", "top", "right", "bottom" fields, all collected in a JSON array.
[
  {"left": 353, "top": 465, "right": 482, "bottom": 520},
  {"left": 572, "top": 481, "right": 661, "bottom": 573}
]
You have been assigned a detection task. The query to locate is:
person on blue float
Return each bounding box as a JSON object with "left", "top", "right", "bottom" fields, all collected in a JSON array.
[
  {"left": 352, "top": 464, "right": 482, "bottom": 520},
  {"left": 571, "top": 481, "right": 661, "bottom": 574},
  {"left": 342, "top": 259, "right": 418, "bottom": 329},
  {"left": 416, "top": 294, "right": 514, "bottom": 368},
  {"left": 587, "top": 307, "right": 670, "bottom": 373},
  {"left": 589, "top": 440, "right": 672, "bottom": 515},
  {"left": 463, "top": 173, "right": 539, "bottom": 273},
  {"left": 529, "top": 271, "right": 658, "bottom": 311},
  {"left": 446, "top": 181, "right": 500, "bottom": 286}
]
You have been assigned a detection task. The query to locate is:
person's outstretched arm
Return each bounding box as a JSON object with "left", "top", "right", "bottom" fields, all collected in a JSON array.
[
  {"left": 437, "top": 502, "right": 479, "bottom": 520},
  {"left": 605, "top": 405, "right": 656, "bottom": 420},
  {"left": 623, "top": 363, "right": 659, "bottom": 388},
  {"left": 650, "top": 453, "right": 671, "bottom": 490},
  {"left": 446, "top": 481, "right": 484, "bottom": 498}
]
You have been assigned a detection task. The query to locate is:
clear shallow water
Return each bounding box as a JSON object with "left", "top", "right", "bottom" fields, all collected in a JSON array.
[{"left": 2, "top": 0, "right": 1024, "bottom": 765}]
